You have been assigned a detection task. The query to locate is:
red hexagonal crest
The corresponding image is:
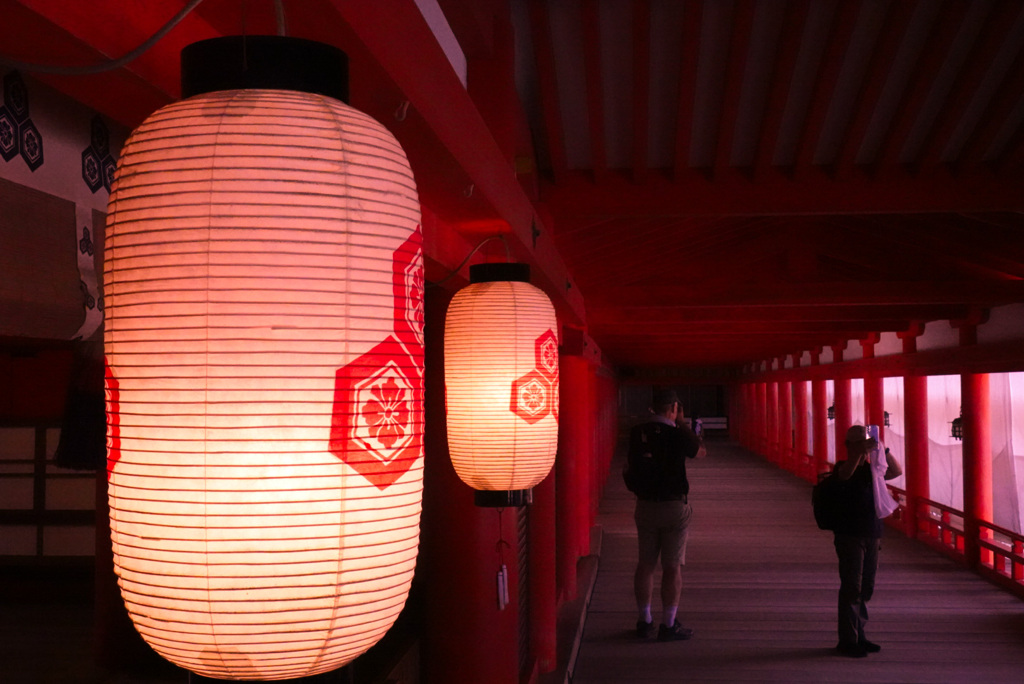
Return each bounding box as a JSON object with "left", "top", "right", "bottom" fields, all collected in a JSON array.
[
  {"left": 535, "top": 329, "right": 558, "bottom": 379},
  {"left": 510, "top": 370, "right": 551, "bottom": 424},
  {"left": 392, "top": 226, "right": 424, "bottom": 352},
  {"left": 103, "top": 358, "right": 121, "bottom": 480},
  {"left": 330, "top": 336, "right": 422, "bottom": 490}
]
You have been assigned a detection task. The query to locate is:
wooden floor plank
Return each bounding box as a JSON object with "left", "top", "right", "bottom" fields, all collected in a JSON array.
[{"left": 572, "top": 439, "right": 1024, "bottom": 684}]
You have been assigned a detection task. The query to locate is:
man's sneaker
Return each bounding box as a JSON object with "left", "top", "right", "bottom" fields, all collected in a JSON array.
[
  {"left": 635, "top": 619, "right": 654, "bottom": 639},
  {"left": 859, "top": 638, "right": 881, "bottom": 653},
  {"left": 657, "top": 620, "right": 694, "bottom": 641},
  {"left": 835, "top": 641, "right": 868, "bottom": 658}
]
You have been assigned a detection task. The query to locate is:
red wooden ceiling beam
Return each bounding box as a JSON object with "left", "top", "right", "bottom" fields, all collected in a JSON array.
[
  {"left": 672, "top": 0, "right": 703, "bottom": 178},
  {"left": 751, "top": 0, "right": 808, "bottom": 177},
  {"left": 631, "top": 0, "right": 651, "bottom": 183},
  {"left": 831, "top": 0, "right": 914, "bottom": 178},
  {"left": 915, "top": 1, "right": 1020, "bottom": 170},
  {"left": 527, "top": 0, "right": 568, "bottom": 183},
  {"left": 539, "top": 165, "right": 1024, "bottom": 216},
  {"left": 587, "top": 280, "right": 1024, "bottom": 308},
  {"left": 581, "top": 0, "right": 608, "bottom": 181},
  {"left": 792, "top": 0, "right": 858, "bottom": 175},
  {"left": 712, "top": 0, "right": 752, "bottom": 175},
  {"left": 587, "top": 303, "right": 971, "bottom": 325},
  {"left": 329, "top": 0, "right": 584, "bottom": 323}
]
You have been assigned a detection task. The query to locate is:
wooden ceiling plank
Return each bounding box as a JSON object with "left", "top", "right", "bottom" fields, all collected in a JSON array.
[
  {"left": 540, "top": 166, "right": 1024, "bottom": 216},
  {"left": 953, "top": 4, "right": 1024, "bottom": 171},
  {"left": 631, "top": 0, "right": 651, "bottom": 183},
  {"left": 588, "top": 280, "right": 1024, "bottom": 308},
  {"left": 751, "top": 0, "right": 809, "bottom": 178},
  {"left": 672, "top": 0, "right": 703, "bottom": 179},
  {"left": 712, "top": 0, "right": 754, "bottom": 175},
  {"left": 792, "top": 0, "right": 859, "bottom": 176},
  {"left": 831, "top": 0, "right": 916, "bottom": 179},
  {"left": 581, "top": 0, "right": 608, "bottom": 182},
  {"left": 915, "top": 1, "right": 1020, "bottom": 169},
  {"left": 588, "top": 302, "right": 970, "bottom": 325},
  {"left": 527, "top": 0, "right": 569, "bottom": 183},
  {"left": 875, "top": 1, "right": 970, "bottom": 172}
]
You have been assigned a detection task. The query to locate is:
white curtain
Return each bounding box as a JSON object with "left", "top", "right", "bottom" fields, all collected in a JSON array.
[
  {"left": 990, "top": 372, "right": 1024, "bottom": 534},
  {"left": 851, "top": 378, "right": 865, "bottom": 426},
  {"left": 826, "top": 379, "right": 835, "bottom": 463},
  {"left": 804, "top": 382, "right": 813, "bottom": 454},
  {"left": 883, "top": 376, "right": 906, "bottom": 490},
  {"left": 927, "top": 375, "right": 963, "bottom": 511}
]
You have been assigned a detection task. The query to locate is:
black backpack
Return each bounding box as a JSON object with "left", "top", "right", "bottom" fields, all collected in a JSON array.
[
  {"left": 811, "top": 470, "right": 847, "bottom": 531},
  {"left": 623, "top": 423, "right": 673, "bottom": 499}
]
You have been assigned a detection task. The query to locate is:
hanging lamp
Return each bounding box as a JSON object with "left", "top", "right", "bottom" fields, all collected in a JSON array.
[
  {"left": 444, "top": 263, "right": 559, "bottom": 507},
  {"left": 103, "top": 36, "right": 423, "bottom": 681}
]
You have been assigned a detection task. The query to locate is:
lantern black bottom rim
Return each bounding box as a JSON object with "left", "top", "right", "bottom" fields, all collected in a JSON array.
[{"left": 474, "top": 489, "right": 532, "bottom": 507}]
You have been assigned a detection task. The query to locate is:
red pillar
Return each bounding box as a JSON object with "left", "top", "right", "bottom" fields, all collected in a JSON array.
[
  {"left": 793, "top": 378, "right": 811, "bottom": 482},
  {"left": 756, "top": 381, "right": 767, "bottom": 455},
  {"left": 422, "top": 288, "right": 519, "bottom": 684},
  {"left": 962, "top": 371, "right": 992, "bottom": 568},
  {"left": 778, "top": 380, "right": 792, "bottom": 472},
  {"left": 832, "top": 344, "right": 852, "bottom": 453},
  {"left": 766, "top": 381, "right": 779, "bottom": 462},
  {"left": 860, "top": 336, "right": 885, "bottom": 438},
  {"left": 557, "top": 355, "right": 586, "bottom": 600},
  {"left": 530, "top": 470, "right": 557, "bottom": 673},
  {"left": 904, "top": 373, "right": 929, "bottom": 538},
  {"left": 811, "top": 349, "right": 829, "bottom": 476}
]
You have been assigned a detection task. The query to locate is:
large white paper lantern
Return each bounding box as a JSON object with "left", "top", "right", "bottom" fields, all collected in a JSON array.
[
  {"left": 444, "top": 263, "right": 559, "bottom": 506},
  {"left": 103, "top": 37, "right": 423, "bottom": 681}
]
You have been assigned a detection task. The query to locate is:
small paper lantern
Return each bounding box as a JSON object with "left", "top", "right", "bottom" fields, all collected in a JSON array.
[
  {"left": 444, "top": 263, "right": 559, "bottom": 506},
  {"left": 103, "top": 37, "right": 423, "bottom": 681}
]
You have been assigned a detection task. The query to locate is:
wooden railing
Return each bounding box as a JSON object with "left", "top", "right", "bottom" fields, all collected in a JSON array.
[{"left": 885, "top": 485, "right": 1024, "bottom": 598}]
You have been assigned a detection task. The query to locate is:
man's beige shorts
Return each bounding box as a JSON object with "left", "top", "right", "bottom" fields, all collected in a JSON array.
[{"left": 634, "top": 499, "right": 693, "bottom": 567}]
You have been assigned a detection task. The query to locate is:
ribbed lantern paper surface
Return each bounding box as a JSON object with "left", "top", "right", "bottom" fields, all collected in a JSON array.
[
  {"left": 103, "top": 89, "right": 423, "bottom": 681},
  {"left": 444, "top": 277, "right": 559, "bottom": 491}
]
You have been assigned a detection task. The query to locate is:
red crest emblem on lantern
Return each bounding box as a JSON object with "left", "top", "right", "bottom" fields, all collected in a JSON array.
[
  {"left": 332, "top": 228, "right": 424, "bottom": 490},
  {"left": 509, "top": 329, "right": 559, "bottom": 424},
  {"left": 103, "top": 359, "right": 121, "bottom": 479}
]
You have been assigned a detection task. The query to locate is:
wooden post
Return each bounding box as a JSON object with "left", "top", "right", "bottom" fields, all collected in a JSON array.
[
  {"left": 793, "top": 378, "right": 811, "bottom": 482},
  {"left": 778, "top": 379, "right": 793, "bottom": 472}
]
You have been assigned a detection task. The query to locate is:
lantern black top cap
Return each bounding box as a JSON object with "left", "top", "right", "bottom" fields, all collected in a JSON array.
[
  {"left": 470, "top": 263, "right": 531, "bottom": 284},
  {"left": 181, "top": 36, "right": 348, "bottom": 101}
]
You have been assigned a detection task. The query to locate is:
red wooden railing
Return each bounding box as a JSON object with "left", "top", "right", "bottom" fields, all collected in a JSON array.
[{"left": 886, "top": 485, "right": 1024, "bottom": 599}]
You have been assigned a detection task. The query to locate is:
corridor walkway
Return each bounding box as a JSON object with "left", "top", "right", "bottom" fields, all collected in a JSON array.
[{"left": 571, "top": 439, "right": 1024, "bottom": 683}]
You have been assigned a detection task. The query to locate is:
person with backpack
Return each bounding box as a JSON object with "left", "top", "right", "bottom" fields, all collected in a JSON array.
[
  {"left": 624, "top": 388, "right": 705, "bottom": 641},
  {"left": 830, "top": 424, "right": 902, "bottom": 658}
]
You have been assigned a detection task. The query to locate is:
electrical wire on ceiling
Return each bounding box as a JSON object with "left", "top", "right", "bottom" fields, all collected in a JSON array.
[{"left": 0, "top": 0, "right": 288, "bottom": 76}]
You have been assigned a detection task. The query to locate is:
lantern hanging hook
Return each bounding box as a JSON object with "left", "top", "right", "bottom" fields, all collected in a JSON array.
[
  {"left": 395, "top": 100, "right": 411, "bottom": 121},
  {"left": 427, "top": 234, "right": 513, "bottom": 287}
]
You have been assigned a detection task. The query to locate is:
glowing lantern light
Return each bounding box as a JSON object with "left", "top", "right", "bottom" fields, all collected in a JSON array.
[
  {"left": 103, "top": 37, "right": 423, "bottom": 681},
  {"left": 444, "top": 263, "right": 559, "bottom": 507}
]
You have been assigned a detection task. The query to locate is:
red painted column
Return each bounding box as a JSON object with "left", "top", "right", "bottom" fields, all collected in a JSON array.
[
  {"left": 421, "top": 287, "right": 519, "bottom": 684},
  {"left": 899, "top": 326, "right": 928, "bottom": 538},
  {"left": 860, "top": 336, "right": 885, "bottom": 438},
  {"left": 811, "top": 349, "right": 829, "bottom": 476},
  {"left": 962, "top": 371, "right": 993, "bottom": 568},
  {"left": 904, "top": 373, "right": 928, "bottom": 538},
  {"left": 579, "top": 363, "right": 595, "bottom": 556},
  {"left": 556, "top": 354, "right": 585, "bottom": 600},
  {"left": 778, "top": 379, "right": 792, "bottom": 472},
  {"left": 793, "top": 379, "right": 810, "bottom": 482},
  {"left": 766, "top": 380, "right": 779, "bottom": 463},
  {"left": 530, "top": 470, "right": 557, "bottom": 673},
  {"left": 831, "top": 344, "right": 852, "bottom": 454},
  {"left": 756, "top": 381, "right": 767, "bottom": 456}
]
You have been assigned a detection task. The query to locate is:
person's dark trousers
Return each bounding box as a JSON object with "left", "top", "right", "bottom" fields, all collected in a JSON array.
[{"left": 833, "top": 533, "right": 881, "bottom": 645}]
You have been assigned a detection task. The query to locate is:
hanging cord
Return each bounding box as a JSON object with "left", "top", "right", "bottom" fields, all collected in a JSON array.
[
  {"left": 494, "top": 508, "right": 511, "bottom": 610},
  {"left": 0, "top": 0, "right": 208, "bottom": 75},
  {"left": 428, "top": 234, "right": 513, "bottom": 288}
]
